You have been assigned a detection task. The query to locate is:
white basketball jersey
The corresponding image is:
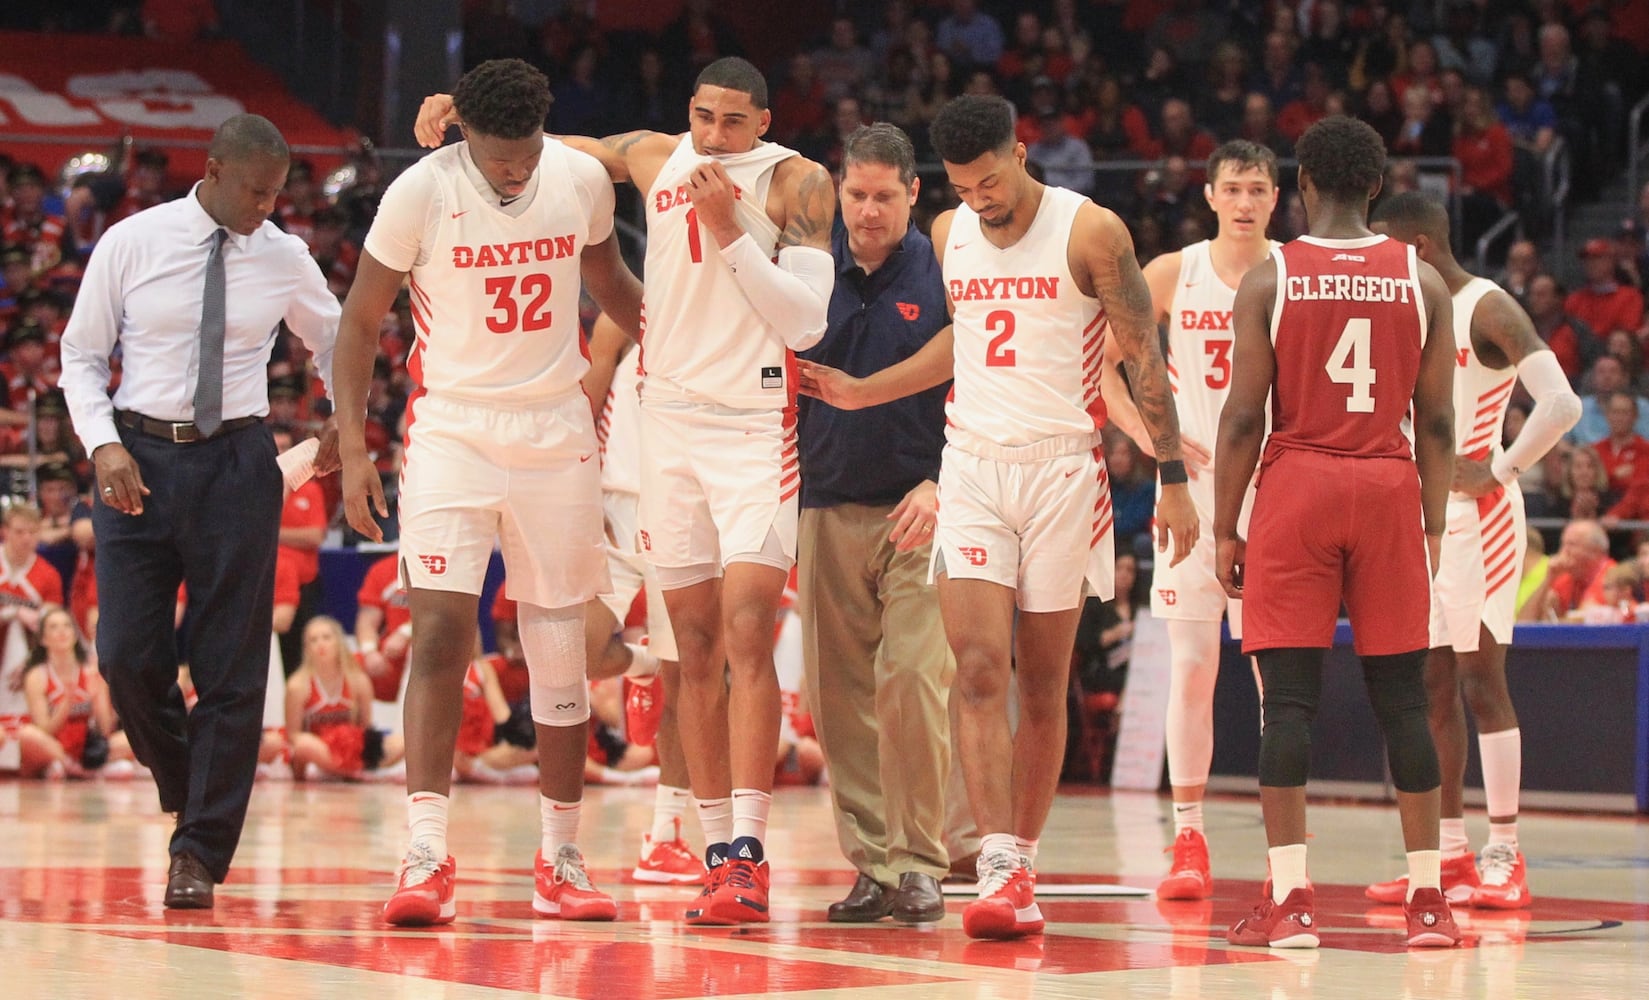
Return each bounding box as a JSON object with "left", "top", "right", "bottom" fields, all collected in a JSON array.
[
  {"left": 1165, "top": 240, "right": 1281, "bottom": 450},
  {"left": 1451, "top": 277, "right": 1515, "bottom": 465},
  {"left": 944, "top": 185, "right": 1107, "bottom": 451},
  {"left": 599, "top": 345, "right": 643, "bottom": 497},
  {"left": 386, "top": 138, "right": 597, "bottom": 404},
  {"left": 640, "top": 136, "right": 799, "bottom": 409}
]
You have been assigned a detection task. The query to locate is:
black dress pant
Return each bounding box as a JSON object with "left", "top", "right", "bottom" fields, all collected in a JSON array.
[{"left": 95, "top": 421, "right": 280, "bottom": 883}]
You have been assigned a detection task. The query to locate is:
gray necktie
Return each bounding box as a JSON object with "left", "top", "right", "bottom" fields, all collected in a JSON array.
[{"left": 193, "top": 228, "right": 227, "bottom": 436}]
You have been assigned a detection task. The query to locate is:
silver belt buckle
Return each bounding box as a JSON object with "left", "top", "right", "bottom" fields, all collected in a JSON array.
[{"left": 170, "top": 421, "right": 193, "bottom": 443}]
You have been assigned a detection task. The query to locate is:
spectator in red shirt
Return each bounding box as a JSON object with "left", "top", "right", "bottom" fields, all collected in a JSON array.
[
  {"left": 1593, "top": 392, "right": 1649, "bottom": 493},
  {"left": 273, "top": 425, "right": 329, "bottom": 676},
  {"left": 1453, "top": 85, "right": 1515, "bottom": 248},
  {"left": 770, "top": 53, "right": 828, "bottom": 147},
  {"left": 0, "top": 165, "right": 65, "bottom": 273},
  {"left": 109, "top": 150, "right": 172, "bottom": 227},
  {"left": 1526, "top": 519, "right": 1615, "bottom": 619},
  {"left": 2, "top": 319, "right": 58, "bottom": 411},
  {"left": 1277, "top": 62, "right": 1335, "bottom": 143},
  {"left": 1528, "top": 273, "right": 1600, "bottom": 380},
  {"left": 1143, "top": 98, "right": 1217, "bottom": 173},
  {"left": 1, "top": 505, "right": 65, "bottom": 709},
  {"left": 354, "top": 553, "right": 411, "bottom": 702},
  {"left": 1567, "top": 238, "right": 1645, "bottom": 338}
]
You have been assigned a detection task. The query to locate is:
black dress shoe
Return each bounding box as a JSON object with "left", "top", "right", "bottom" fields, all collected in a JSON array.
[
  {"left": 826, "top": 873, "right": 893, "bottom": 922},
  {"left": 890, "top": 871, "right": 945, "bottom": 923},
  {"left": 164, "top": 852, "right": 215, "bottom": 909}
]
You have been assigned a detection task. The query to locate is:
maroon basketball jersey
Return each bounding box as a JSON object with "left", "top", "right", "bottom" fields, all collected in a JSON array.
[{"left": 1264, "top": 234, "right": 1427, "bottom": 460}]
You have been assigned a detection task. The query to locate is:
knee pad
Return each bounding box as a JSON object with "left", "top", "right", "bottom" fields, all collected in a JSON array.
[
  {"left": 1363, "top": 651, "right": 1441, "bottom": 793},
  {"left": 1256, "top": 649, "right": 1324, "bottom": 788},
  {"left": 520, "top": 603, "right": 590, "bottom": 726}
]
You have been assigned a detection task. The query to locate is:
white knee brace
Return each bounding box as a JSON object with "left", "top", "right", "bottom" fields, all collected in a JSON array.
[{"left": 519, "top": 603, "right": 590, "bottom": 726}]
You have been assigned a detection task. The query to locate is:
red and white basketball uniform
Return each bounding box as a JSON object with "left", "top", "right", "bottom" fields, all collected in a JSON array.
[
  {"left": 935, "top": 186, "right": 1113, "bottom": 612},
  {"left": 1242, "top": 235, "right": 1431, "bottom": 656},
  {"left": 356, "top": 554, "right": 411, "bottom": 701},
  {"left": 1, "top": 552, "right": 63, "bottom": 749},
  {"left": 597, "top": 347, "right": 677, "bottom": 658},
  {"left": 43, "top": 666, "right": 96, "bottom": 761},
  {"left": 1430, "top": 277, "right": 1524, "bottom": 652},
  {"left": 365, "top": 136, "right": 610, "bottom": 608},
  {"left": 1150, "top": 239, "right": 1278, "bottom": 628},
  {"left": 637, "top": 136, "right": 802, "bottom": 576}
]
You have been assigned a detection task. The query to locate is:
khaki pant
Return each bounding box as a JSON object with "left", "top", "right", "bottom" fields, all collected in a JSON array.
[{"left": 800, "top": 503, "right": 975, "bottom": 884}]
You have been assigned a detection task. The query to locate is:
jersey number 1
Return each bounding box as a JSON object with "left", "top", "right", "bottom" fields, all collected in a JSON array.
[{"left": 1325, "top": 317, "right": 1376, "bottom": 413}]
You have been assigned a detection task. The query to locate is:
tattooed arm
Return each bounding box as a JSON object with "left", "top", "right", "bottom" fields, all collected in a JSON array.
[
  {"left": 1077, "top": 202, "right": 1199, "bottom": 566},
  {"left": 559, "top": 130, "right": 672, "bottom": 185},
  {"left": 686, "top": 155, "right": 837, "bottom": 351}
]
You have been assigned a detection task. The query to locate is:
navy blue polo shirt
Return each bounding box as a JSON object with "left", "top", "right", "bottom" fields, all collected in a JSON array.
[{"left": 798, "top": 223, "right": 950, "bottom": 509}]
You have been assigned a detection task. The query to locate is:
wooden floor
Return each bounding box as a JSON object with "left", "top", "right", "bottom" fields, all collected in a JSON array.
[{"left": 2, "top": 777, "right": 1645, "bottom": 999}]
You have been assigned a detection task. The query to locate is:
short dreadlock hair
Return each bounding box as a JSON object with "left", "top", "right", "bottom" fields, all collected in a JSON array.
[
  {"left": 1295, "top": 115, "right": 1387, "bottom": 202},
  {"left": 453, "top": 59, "right": 552, "bottom": 140}
]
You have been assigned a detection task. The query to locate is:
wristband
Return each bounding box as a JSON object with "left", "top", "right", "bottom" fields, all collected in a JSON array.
[{"left": 1158, "top": 460, "right": 1188, "bottom": 485}]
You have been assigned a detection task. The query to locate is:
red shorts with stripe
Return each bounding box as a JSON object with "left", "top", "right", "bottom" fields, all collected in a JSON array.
[{"left": 1241, "top": 448, "right": 1430, "bottom": 656}]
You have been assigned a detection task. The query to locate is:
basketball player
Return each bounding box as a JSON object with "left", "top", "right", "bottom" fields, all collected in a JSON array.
[
  {"left": 1099, "top": 140, "right": 1281, "bottom": 900},
  {"left": 415, "top": 56, "right": 834, "bottom": 924},
  {"left": 1364, "top": 192, "right": 1579, "bottom": 910},
  {"left": 925, "top": 95, "right": 1198, "bottom": 941},
  {"left": 1215, "top": 116, "right": 1460, "bottom": 949},
  {"left": 582, "top": 311, "right": 701, "bottom": 885},
  {"left": 335, "top": 59, "right": 643, "bottom": 926}
]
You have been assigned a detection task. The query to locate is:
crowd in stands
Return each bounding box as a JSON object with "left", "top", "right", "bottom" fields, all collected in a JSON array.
[{"left": 5, "top": 0, "right": 1649, "bottom": 782}]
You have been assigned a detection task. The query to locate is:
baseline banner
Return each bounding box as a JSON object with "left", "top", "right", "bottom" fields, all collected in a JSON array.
[{"left": 0, "top": 31, "right": 355, "bottom": 180}]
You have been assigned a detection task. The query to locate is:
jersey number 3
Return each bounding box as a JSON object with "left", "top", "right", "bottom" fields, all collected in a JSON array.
[
  {"left": 484, "top": 274, "right": 553, "bottom": 334},
  {"left": 1325, "top": 317, "right": 1376, "bottom": 413}
]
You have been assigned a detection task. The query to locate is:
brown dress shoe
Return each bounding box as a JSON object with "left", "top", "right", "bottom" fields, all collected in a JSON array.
[
  {"left": 164, "top": 852, "right": 215, "bottom": 909},
  {"left": 891, "top": 871, "right": 945, "bottom": 923},
  {"left": 826, "top": 873, "right": 893, "bottom": 922}
]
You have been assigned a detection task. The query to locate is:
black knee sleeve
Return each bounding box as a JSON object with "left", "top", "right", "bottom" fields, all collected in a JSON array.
[
  {"left": 1256, "top": 649, "right": 1324, "bottom": 788},
  {"left": 1363, "top": 650, "right": 1441, "bottom": 793}
]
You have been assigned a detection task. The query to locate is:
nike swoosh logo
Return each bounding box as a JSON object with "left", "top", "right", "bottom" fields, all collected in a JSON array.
[
  {"left": 451, "top": 211, "right": 468, "bottom": 219},
  {"left": 580, "top": 454, "right": 593, "bottom": 463},
  {"left": 952, "top": 242, "right": 970, "bottom": 250},
  {"left": 1065, "top": 468, "right": 1080, "bottom": 478},
  {"left": 1184, "top": 281, "right": 1197, "bottom": 288}
]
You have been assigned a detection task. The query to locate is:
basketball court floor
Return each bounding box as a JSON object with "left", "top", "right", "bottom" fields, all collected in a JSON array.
[{"left": 3, "top": 779, "right": 1644, "bottom": 998}]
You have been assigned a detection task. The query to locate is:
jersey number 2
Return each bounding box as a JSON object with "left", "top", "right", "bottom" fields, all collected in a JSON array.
[
  {"left": 985, "top": 310, "right": 1016, "bottom": 367},
  {"left": 1325, "top": 317, "right": 1376, "bottom": 413},
  {"left": 484, "top": 274, "right": 553, "bottom": 334}
]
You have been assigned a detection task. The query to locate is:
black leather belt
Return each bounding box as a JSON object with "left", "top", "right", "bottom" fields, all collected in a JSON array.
[{"left": 117, "top": 410, "right": 261, "bottom": 443}]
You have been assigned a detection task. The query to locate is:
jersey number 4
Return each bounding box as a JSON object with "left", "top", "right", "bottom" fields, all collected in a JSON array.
[
  {"left": 484, "top": 274, "right": 553, "bottom": 334},
  {"left": 1325, "top": 317, "right": 1376, "bottom": 412}
]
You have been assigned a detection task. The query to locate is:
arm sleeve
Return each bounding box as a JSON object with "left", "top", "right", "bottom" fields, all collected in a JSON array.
[
  {"left": 717, "top": 235, "right": 833, "bottom": 352},
  {"left": 282, "top": 235, "right": 341, "bottom": 402},
  {"left": 57, "top": 228, "right": 127, "bottom": 454},
  {"left": 1492, "top": 349, "right": 1582, "bottom": 484}
]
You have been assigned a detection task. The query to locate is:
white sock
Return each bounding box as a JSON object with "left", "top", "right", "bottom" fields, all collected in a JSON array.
[
  {"left": 1479, "top": 727, "right": 1521, "bottom": 830},
  {"left": 1439, "top": 817, "right": 1470, "bottom": 859},
  {"left": 1487, "top": 822, "right": 1519, "bottom": 850},
  {"left": 696, "top": 796, "right": 733, "bottom": 847},
  {"left": 624, "top": 643, "right": 661, "bottom": 679},
  {"left": 407, "top": 791, "right": 450, "bottom": 859},
  {"left": 730, "top": 787, "right": 773, "bottom": 844},
  {"left": 540, "top": 796, "right": 580, "bottom": 857},
  {"left": 980, "top": 832, "right": 1018, "bottom": 862},
  {"left": 1014, "top": 836, "right": 1039, "bottom": 867},
  {"left": 1268, "top": 844, "right": 1308, "bottom": 903},
  {"left": 1407, "top": 849, "right": 1442, "bottom": 901},
  {"left": 1172, "top": 800, "right": 1205, "bottom": 835},
  {"left": 652, "top": 785, "right": 691, "bottom": 844}
]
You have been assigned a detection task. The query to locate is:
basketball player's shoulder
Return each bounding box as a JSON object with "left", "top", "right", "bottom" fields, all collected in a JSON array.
[
  {"left": 932, "top": 208, "right": 959, "bottom": 264},
  {"left": 559, "top": 137, "right": 613, "bottom": 192}
]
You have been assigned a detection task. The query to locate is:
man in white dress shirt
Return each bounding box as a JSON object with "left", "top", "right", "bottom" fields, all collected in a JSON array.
[{"left": 58, "top": 114, "right": 340, "bottom": 909}]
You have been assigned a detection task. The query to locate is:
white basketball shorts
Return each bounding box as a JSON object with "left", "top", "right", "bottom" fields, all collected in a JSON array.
[{"left": 1430, "top": 485, "right": 1526, "bottom": 653}]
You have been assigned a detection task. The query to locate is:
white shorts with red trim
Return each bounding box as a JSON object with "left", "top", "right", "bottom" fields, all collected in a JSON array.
[
  {"left": 600, "top": 490, "right": 679, "bottom": 660},
  {"left": 399, "top": 391, "right": 608, "bottom": 609},
  {"left": 1150, "top": 469, "right": 1252, "bottom": 637},
  {"left": 931, "top": 442, "right": 1114, "bottom": 613},
  {"left": 1429, "top": 485, "right": 1526, "bottom": 653},
  {"left": 637, "top": 397, "right": 799, "bottom": 575}
]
